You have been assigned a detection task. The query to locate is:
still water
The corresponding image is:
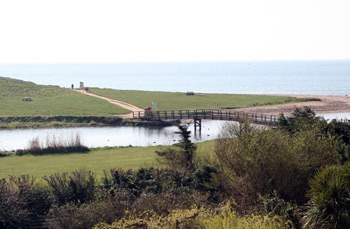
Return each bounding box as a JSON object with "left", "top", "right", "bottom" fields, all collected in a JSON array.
[
  {"left": 1, "top": 112, "right": 349, "bottom": 151},
  {"left": 0, "top": 120, "right": 228, "bottom": 151}
]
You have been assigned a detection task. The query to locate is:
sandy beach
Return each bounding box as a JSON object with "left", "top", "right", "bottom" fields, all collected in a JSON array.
[{"left": 235, "top": 94, "right": 350, "bottom": 116}]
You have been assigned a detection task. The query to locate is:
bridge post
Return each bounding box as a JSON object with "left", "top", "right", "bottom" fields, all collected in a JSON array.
[{"left": 194, "top": 118, "right": 202, "bottom": 134}]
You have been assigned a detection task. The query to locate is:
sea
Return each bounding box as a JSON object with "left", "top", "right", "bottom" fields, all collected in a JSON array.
[{"left": 0, "top": 61, "right": 350, "bottom": 95}]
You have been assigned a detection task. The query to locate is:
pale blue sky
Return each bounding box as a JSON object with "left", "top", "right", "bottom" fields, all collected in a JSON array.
[{"left": 0, "top": 0, "right": 349, "bottom": 63}]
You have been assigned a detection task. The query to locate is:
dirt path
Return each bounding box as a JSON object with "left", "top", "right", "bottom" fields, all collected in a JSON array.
[
  {"left": 75, "top": 89, "right": 143, "bottom": 119},
  {"left": 235, "top": 94, "right": 350, "bottom": 116}
]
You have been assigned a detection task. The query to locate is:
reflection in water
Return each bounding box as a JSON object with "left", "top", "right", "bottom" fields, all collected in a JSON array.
[{"left": 0, "top": 120, "right": 231, "bottom": 151}]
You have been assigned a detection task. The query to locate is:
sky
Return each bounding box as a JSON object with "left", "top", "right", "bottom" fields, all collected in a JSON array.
[{"left": 0, "top": 0, "right": 349, "bottom": 63}]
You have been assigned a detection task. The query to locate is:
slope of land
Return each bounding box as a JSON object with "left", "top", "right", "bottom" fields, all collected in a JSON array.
[
  {"left": 0, "top": 77, "right": 128, "bottom": 116},
  {"left": 89, "top": 88, "right": 299, "bottom": 111}
]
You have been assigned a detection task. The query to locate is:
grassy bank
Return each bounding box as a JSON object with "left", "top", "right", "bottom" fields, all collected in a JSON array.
[
  {"left": 90, "top": 88, "right": 305, "bottom": 110},
  {"left": 0, "top": 141, "right": 215, "bottom": 180},
  {"left": 0, "top": 77, "right": 128, "bottom": 116},
  {"left": 0, "top": 116, "right": 123, "bottom": 129}
]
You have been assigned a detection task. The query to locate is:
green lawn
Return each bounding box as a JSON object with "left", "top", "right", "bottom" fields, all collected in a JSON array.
[
  {"left": 0, "top": 141, "right": 215, "bottom": 180},
  {"left": 89, "top": 88, "right": 297, "bottom": 111},
  {"left": 0, "top": 77, "right": 128, "bottom": 116}
]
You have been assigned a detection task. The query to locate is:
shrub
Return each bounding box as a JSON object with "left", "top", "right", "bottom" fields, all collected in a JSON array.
[
  {"left": 278, "top": 107, "right": 327, "bottom": 134},
  {"left": 302, "top": 163, "right": 350, "bottom": 228},
  {"left": 156, "top": 125, "right": 197, "bottom": 171},
  {"left": 47, "top": 198, "right": 127, "bottom": 229},
  {"left": 260, "top": 191, "right": 301, "bottom": 228},
  {"left": 95, "top": 201, "right": 290, "bottom": 229},
  {"left": 130, "top": 192, "right": 210, "bottom": 216},
  {"left": 326, "top": 119, "right": 350, "bottom": 145},
  {"left": 215, "top": 123, "right": 338, "bottom": 207},
  {"left": 43, "top": 169, "right": 96, "bottom": 205},
  {"left": 102, "top": 167, "right": 218, "bottom": 200},
  {"left": 0, "top": 175, "right": 51, "bottom": 228}
]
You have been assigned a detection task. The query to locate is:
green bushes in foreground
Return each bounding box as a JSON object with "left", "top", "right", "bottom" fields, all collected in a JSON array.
[
  {"left": 95, "top": 201, "right": 290, "bottom": 229},
  {"left": 302, "top": 163, "right": 350, "bottom": 228},
  {"left": 215, "top": 124, "right": 338, "bottom": 207}
]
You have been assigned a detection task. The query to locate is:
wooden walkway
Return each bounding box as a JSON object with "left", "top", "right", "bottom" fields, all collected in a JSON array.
[{"left": 133, "top": 109, "right": 279, "bottom": 125}]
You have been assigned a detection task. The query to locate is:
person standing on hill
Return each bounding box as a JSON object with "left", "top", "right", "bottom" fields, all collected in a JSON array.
[{"left": 71, "top": 84, "right": 74, "bottom": 90}]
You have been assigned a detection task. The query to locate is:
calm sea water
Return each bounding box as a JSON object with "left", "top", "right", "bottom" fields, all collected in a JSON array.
[{"left": 0, "top": 61, "right": 350, "bottom": 95}]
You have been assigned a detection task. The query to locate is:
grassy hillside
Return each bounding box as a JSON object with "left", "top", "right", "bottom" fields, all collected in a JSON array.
[
  {"left": 0, "top": 77, "right": 128, "bottom": 116},
  {"left": 0, "top": 141, "right": 215, "bottom": 180},
  {"left": 89, "top": 88, "right": 298, "bottom": 111}
]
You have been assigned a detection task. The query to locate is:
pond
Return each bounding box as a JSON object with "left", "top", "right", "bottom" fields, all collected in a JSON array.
[{"left": 0, "top": 120, "right": 231, "bottom": 151}]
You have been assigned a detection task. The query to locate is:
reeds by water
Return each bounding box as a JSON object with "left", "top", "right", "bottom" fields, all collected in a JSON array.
[{"left": 17, "top": 134, "right": 89, "bottom": 155}]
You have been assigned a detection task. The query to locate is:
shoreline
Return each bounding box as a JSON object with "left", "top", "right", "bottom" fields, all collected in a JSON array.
[{"left": 235, "top": 94, "right": 350, "bottom": 116}]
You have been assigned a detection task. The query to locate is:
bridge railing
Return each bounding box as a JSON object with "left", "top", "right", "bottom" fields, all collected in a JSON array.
[{"left": 133, "top": 109, "right": 279, "bottom": 124}]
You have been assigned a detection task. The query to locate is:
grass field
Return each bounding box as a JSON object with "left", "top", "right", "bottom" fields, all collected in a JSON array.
[
  {"left": 0, "top": 77, "right": 128, "bottom": 116},
  {"left": 89, "top": 88, "right": 300, "bottom": 111},
  {"left": 0, "top": 141, "right": 215, "bottom": 180}
]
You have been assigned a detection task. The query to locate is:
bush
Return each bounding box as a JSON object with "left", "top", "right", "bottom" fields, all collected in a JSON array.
[
  {"left": 47, "top": 199, "right": 127, "bottom": 229},
  {"left": 43, "top": 169, "right": 96, "bottom": 205},
  {"left": 0, "top": 175, "right": 51, "bottom": 228},
  {"left": 215, "top": 123, "right": 338, "bottom": 207},
  {"left": 102, "top": 166, "right": 219, "bottom": 200},
  {"left": 302, "top": 163, "right": 350, "bottom": 228},
  {"left": 156, "top": 125, "right": 197, "bottom": 171},
  {"left": 278, "top": 107, "right": 327, "bottom": 134},
  {"left": 95, "top": 201, "right": 290, "bottom": 229}
]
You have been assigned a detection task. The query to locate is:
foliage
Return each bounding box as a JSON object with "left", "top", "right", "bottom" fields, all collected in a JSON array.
[
  {"left": 0, "top": 175, "right": 51, "bottom": 228},
  {"left": 326, "top": 119, "right": 350, "bottom": 145},
  {"left": 95, "top": 201, "right": 291, "bottom": 229},
  {"left": 102, "top": 166, "right": 218, "bottom": 200},
  {"left": 302, "top": 163, "right": 350, "bottom": 228},
  {"left": 46, "top": 198, "right": 127, "bottom": 229},
  {"left": 156, "top": 125, "right": 197, "bottom": 171},
  {"left": 215, "top": 122, "right": 338, "bottom": 207},
  {"left": 43, "top": 169, "right": 96, "bottom": 205},
  {"left": 260, "top": 191, "right": 301, "bottom": 228},
  {"left": 278, "top": 107, "right": 327, "bottom": 134},
  {"left": 336, "top": 144, "right": 350, "bottom": 165},
  {"left": 278, "top": 107, "right": 350, "bottom": 165}
]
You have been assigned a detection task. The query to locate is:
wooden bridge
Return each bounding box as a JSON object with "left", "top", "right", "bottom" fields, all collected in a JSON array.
[{"left": 133, "top": 109, "right": 279, "bottom": 131}]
